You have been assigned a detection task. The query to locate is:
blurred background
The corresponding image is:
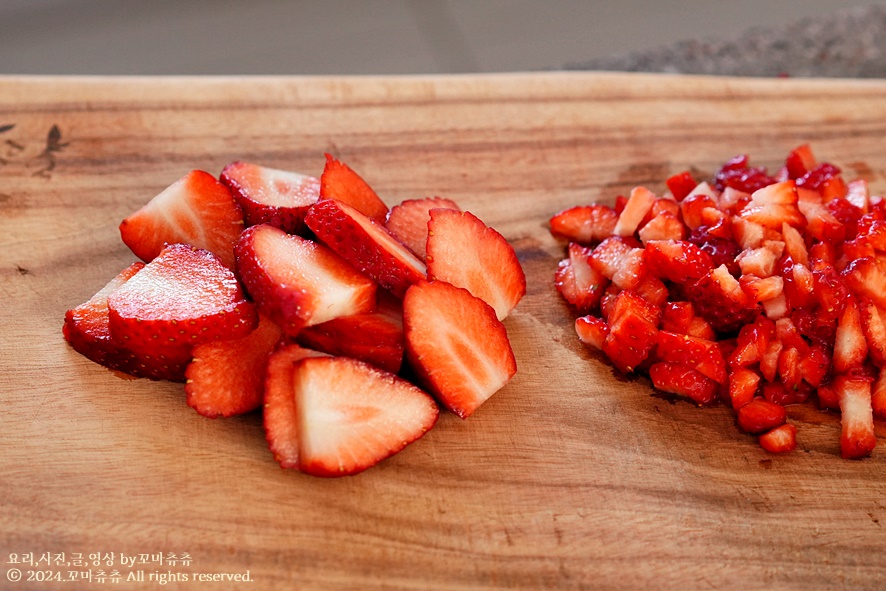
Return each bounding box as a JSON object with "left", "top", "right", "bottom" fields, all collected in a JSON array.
[{"left": 1, "top": 0, "right": 885, "bottom": 77}]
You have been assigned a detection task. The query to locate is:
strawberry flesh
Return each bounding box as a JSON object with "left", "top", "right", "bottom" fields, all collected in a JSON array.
[
  {"left": 319, "top": 153, "right": 389, "bottom": 222},
  {"left": 384, "top": 197, "right": 460, "bottom": 260},
  {"left": 220, "top": 161, "right": 319, "bottom": 234}
]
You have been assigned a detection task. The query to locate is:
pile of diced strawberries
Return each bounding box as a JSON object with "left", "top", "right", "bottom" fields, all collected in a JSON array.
[
  {"left": 551, "top": 145, "right": 885, "bottom": 459},
  {"left": 64, "top": 155, "right": 525, "bottom": 477}
]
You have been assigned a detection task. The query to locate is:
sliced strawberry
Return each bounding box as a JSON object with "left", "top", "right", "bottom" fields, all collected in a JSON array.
[
  {"left": 425, "top": 209, "right": 526, "bottom": 320},
  {"left": 575, "top": 315, "right": 609, "bottom": 350},
  {"left": 859, "top": 299, "right": 886, "bottom": 368},
  {"left": 655, "top": 330, "right": 727, "bottom": 384},
  {"left": 736, "top": 397, "right": 787, "bottom": 434},
  {"left": 403, "top": 280, "right": 516, "bottom": 419},
  {"left": 648, "top": 362, "right": 718, "bottom": 406},
  {"left": 384, "top": 197, "right": 461, "bottom": 260},
  {"left": 293, "top": 356, "right": 439, "bottom": 477},
  {"left": 305, "top": 198, "right": 426, "bottom": 298},
  {"left": 555, "top": 242, "right": 609, "bottom": 314},
  {"left": 184, "top": 314, "right": 283, "bottom": 418},
  {"left": 319, "top": 153, "right": 388, "bottom": 222},
  {"left": 235, "top": 224, "right": 377, "bottom": 335},
  {"left": 834, "top": 374, "right": 877, "bottom": 460},
  {"left": 845, "top": 179, "right": 871, "bottom": 213},
  {"left": 220, "top": 161, "right": 319, "bottom": 234},
  {"left": 602, "top": 290, "right": 660, "bottom": 373},
  {"left": 589, "top": 236, "right": 639, "bottom": 279},
  {"left": 119, "top": 170, "right": 243, "bottom": 269},
  {"left": 644, "top": 240, "right": 714, "bottom": 284},
  {"left": 263, "top": 344, "right": 329, "bottom": 470},
  {"left": 108, "top": 244, "right": 257, "bottom": 356},
  {"left": 843, "top": 257, "right": 886, "bottom": 309},
  {"left": 610, "top": 247, "right": 647, "bottom": 291},
  {"left": 638, "top": 211, "right": 685, "bottom": 244},
  {"left": 666, "top": 170, "right": 697, "bottom": 201},
  {"left": 759, "top": 424, "right": 798, "bottom": 453},
  {"left": 785, "top": 144, "right": 817, "bottom": 179},
  {"left": 833, "top": 296, "right": 869, "bottom": 374},
  {"left": 549, "top": 204, "right": 618, "bottom": 245},
  {"left": 613, "top": 186, "right": 656, "bottom": 237},
  {"left": 686, "top": 265, "right": 760, "bottom": 334},
  {"left": 660, "top": 301, "right": 694, "bottom": 335},
  {"left": 728, "top": 315, "right": 775, "bottom": 368},
  {"left": 297, "top": 292, "right": 405, "bottom": 374},
  {"left": 728, "top": 367, "right": 761, "bottom": 410},
  {"left": 739, "top": 275, "right": 784, "bottom": 303}
]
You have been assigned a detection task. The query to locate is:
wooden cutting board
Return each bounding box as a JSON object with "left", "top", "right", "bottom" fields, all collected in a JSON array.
[{"left": 2, "top": 72, "right": 886, "bottom": 590}]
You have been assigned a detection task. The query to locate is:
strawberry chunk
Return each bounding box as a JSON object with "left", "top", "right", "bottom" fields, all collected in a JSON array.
[
  {"left": 119, "top": 170, "right": 244, "bottom": 269},
  {"left": 613, "top": 186, "right": 656, "bottom": 237},
  {"left": 843, "top": 257, "right": 886, "bottom": 309},
  {"left": 835, "top": 375, "right": 877, "bottom": 459},
  {"left": 638, "top": 211, "right": 685, "bottom": 244},
  {"left": 728, "top": 367, "right": 761, "bottom": 410},
  {"left": 403, "top": 280, "right": 517, "bottom": 419},
  {"left": 184, "top": 314, "right": 283, "bottom": 418},
  {"left": 644, "top": 240, "right": 714, "bottom": 284},
  {"left": 384, "top": 197, "right": 461, "bottom": 260},
  {"left": 235, "top": 224, "right": 377, "bottom": 335},
  {"left": 736, "top": 398, "right": 787, "bottom": 434},
  {"left": 859, "top": 300, "right": 886, "bottom": 368},
  {"left": 555, "top": 242, "right": 609, "bottom": 314},
  {"left": 655, "top": 330, "right": 727, "bottom": 384},
  {"left": 220, "top": 161, "right": 319, "bottom": 234},
  {"left": 589, "top": 236, "right": 640, "bottom": 279},
  {"left": 549, "top": 204, "right": 618, "bottom": 245},
  {"left": 785, "top": 144, "right": 817, "bottom": 179},
  {"left": 833, "top": 297, "right": 869, "bottom": 374},
  {"left": 666, "top": 171, "right": 697, "bottom": 201},
  {"left": 319, "top": 153, "right": 388, "bottom": 222},
  {"left": 872, "top": 370, "right": 886, "bottom": 420},
  {"left": 575, "top": 315, "right": 609, "bottom": 350},
  {"left": 602, "top": 290, "right": 660, "bottom": 373},
  {"left": 686, "top": 265, "right": 760, "bottom": 334},
  {"left": 648, "top": 362, "right": 718, "bottom": 406},
  {"left": 759, "top": 424, "right": 798, "bottom": 453},
  {"left": 108, "top": 244, "right": 257, "bottom": 355},
  {"left": 426, "top": 209, "right": 526, "bottom": 320},
  {"left": 305, "top": 198, "right": 426, "bottom": 298},
  {"left": 293, "top": 356, "right": 439, "bottom": 477}
]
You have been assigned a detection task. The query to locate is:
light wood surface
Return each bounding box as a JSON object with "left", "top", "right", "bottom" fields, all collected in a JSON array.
[{"left": 2, "top": 73, "right": 886, "bottom": 590}]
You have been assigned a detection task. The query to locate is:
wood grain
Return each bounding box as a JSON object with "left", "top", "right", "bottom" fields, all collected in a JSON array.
[{"left": 2, "top": 73, "right": 886, "bottom": 590}]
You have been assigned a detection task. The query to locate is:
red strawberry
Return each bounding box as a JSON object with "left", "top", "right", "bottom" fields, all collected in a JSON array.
[
  {"left": 872, "top": 371, "right": 886, "bottom": 420},
  {"left": 686, "top": 265, "right": 760, "bottom": 334},
  {"left": 384, "top": 197, "right": 461, "bottom": 260},
  {"left": 403, "top": 280, "right": 517, "bottom": 419},
  {"left": 644, "top": 240, "right": 714, "bottom": 284},
  {"left": 728, "top": 315, "right": 775, "bottom": 368},
  {"left": 575, "top": 315, "right": 609, "bottom": 350},
  {"left": 426, "top": 209, "right": 526, "bottom": 320},
  {"left": 833, "top": 296, "right": 869, "bottom": 374},
  {"left": 843, "top": 257, "right": 886, "bottom": 309},
  {"left": 785, "top": 144, "right": 817, "bottom": 179},
  {"left": 549, "top": 204, "right": 618, "bottom": 245},
  {"left": 305, "top": 198, "right": 426, "bottom": 298},
  {"left": 655, "top": 330, "right": 727, "bottom": 384},
  {"left": 555, "top": 242, "right": 609, "bottom": 314},
  {"left": 728, "top": 367, "right": 761, "bottom": 410},
  {"left": 184, "top": 314, "right": 283, "bottom": 418},
  {"left": 108, "top": 244, "right": 257, "bottom": 357},
  {"left": 319, "top": 153, "right": 389, "bottom": 222},
  {"left": 614, "top": 186, "right": 657, "bottom": 237},
  {"left": 666, "top": 170, "right": 697, "bottom": 201},
  {"left": 119, "top": 170, "right": 244, "bottom": 269},
  {"left": 297, "top": 292, "right": 405, "bottom": 374},
  {"left": 235, "top": 224, "right": 377, "bottom": 335},
  {"left": 859, "top": 300, "right": 886, "bottom": 368},
  {"left": 835, "top": 375, "right": 877, "bottom": 459},
  {"left": 648, "top": 362, "right": 718, "bottom": 406},
  {"left": 638, "top": 211, "right": 685, "bottom": 244},
  {"left": 293, "top": 356, "right": 439, "bottom": 477},
  {"left": 680, "top": 192, "right": 719, "bottom": 231},
  {"left": 589, "top": 236, "right": 640, "bottom": 279},
  {"left": 739, "top": 275, "right": 784, "bottom": 303},
  {"left": 602, "top": 290, "right": 660, "bottom": 374},
  {"left": 759, "top": 424, "right": 798, "bottom": 453},
  {"left": 220, "top": 161, "right": 319, "bottom": 234},
  {"left": 263, "top": 344, "right": 329, "bottom": 470},
  {"left": 736, "top": 398, "right": 787, "bottom": 434}
]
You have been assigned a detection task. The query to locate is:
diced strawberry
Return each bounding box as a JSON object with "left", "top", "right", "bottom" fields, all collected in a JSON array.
[
  {"left": 680, "top": 193, "right": 719, "bottom": 231},
  {"left": 426, "top": 209, "right": 526, "bottom": 320},
  {"left": 736, "top": 242, "right": 782, "bottom": 278},
  {"left": 666, "top": 171, "right": 697, "bottom": 201},
  {"left": 719, "top": 187, "right": 752, "bottom": 213},
  {"left": 785, "top": 144, "right": 817, "bottom": 179},
  {"left": 589, "top": 236, "right": 639, "bottom": 279},
  {"left": 687, "top": 229, "right": 741, "bottom": 275},
  {"left": 403, "top": 280, "right": 516, "bottom": 419},
  {"left": 732, "top": 218, "right": 767, "bottom": 249},
  {"left": 812, "top": 263, "right": 849, "bottom": 320},
  {"left": 119, "top": 170, "right": 244, "bottom": 269},
  {"left": 611, "top": 248, "right": 647, "bottom": 291},
  {"left": 661, "top": 301, "right": 694, "bottom": 334},
  {"left": 739, "top": 274, "right": 784, "bottom": 303},
  {"left": 736, "top": 397, "right": 787, "bottom": 434},
  {"left": 739, "top": 202, "right": 806, "bottom": 230},
  {"left": 759, "top": 423, "right": 798, "bottom": 453},
  {"left": 872, "top": 370, "right": 886, "bottom": 420},
  {"left": 728, "top": 367, "right": 761, "bottom": 410},
  {"left": 263, "top": 344, "right": 329, "bottom": 470},
  {"left": 834, "top": 374, "right": 877, "bottom": 459},
  {"left": 296, "top": 292, "right": 405, "bottom": 374},
  {"left": 319, "top": 153, "right": 389, "bottom": 222},
  {"left": 714, "top": 155, "right": 776, "bottom": 193},
  {"left": 827, "top": 197, "right": 863, "bottom": 239},
  {"left": 603, "top": 290, "right": 660, "bottom": 373},
  {"left": 305, "top": 198, "right": 427, "bottom": 298},
  {"left": 761, "top": 293, "right": 789, "bottom": 321},
  {"left": 293, "top": 356, "right": 439, "bottom": 477},
  {"left": 184, "top": 314, "right": 283, "bottom": 418},
  {"left": 833, "top": 296, "right": 869, "bottom": 374},
  {"left": 108, "top": 244, "right": 257, "bottom": 358},
  {"left": 859, "top": 299, "right": 886, "bottom": 368},
  {"left": 648, "top": 362, "right": 718, "bottom": 405},
  {"left": 575, "top": 315, "right": 609, "bottom": 350},
  {"left": 638, "top": 211, "right": 685, "bottom": 244},
  {"left": 234, "top": 224, "right": 377, "bottom": 335},
  {"left": 798, "top": 199, "right": 845, "bottom": 244},
  {"left": 776, "top": 347, "right": 805, "bottom": 393},
  {"left": 220, "top": 161, "right": 319, "bottom": 234},
  {"left": 817, "top": 382, "right": 840, "bottom": 411},
  {"left": 613, "top": 186, "right": 656, "bottom": 237},
  {"left": 728, "top": 315, "right": 775, "bottom": 368},
  {"left": 686, "top": 265, "right": 759, "bottom": 334},
  {"left": 644, "top": 240, "right": 714, "bottom": 284},
  {"left": 845, "top": 179, "right": 871, "bottom": 213},
  {"left": 555, "top": 243, "right": 609, "bottom": 314},
  {"left": 796, "top": 163, "right": 842, "bottom": 194},
  {"left": 549, "top": 204, "right": 618, "bottom": 245},
  {"left": 798, "top": 345, "right": 831, "bottom": 388},
  {"left": 781, "top": 222, "right": 809, "bottom": 267},
  {"left": 384, "top": 197, "right": 461, "bottom": 260},
  {"left": 655, "top": 330, "right": 727, "bottom": 384}
]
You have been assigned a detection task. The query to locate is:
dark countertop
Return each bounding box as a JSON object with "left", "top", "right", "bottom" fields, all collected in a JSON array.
[{"left": 567, "top": 4, "right": 886, "bottom": 78}]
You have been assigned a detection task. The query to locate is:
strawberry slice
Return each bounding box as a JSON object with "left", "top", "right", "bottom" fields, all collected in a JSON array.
[
  {"left": 655, "top": 330, "right": 727, "bottom": 384},
  {"left": 293, "top": 356, "right": 439, "bottom": 477},
  {"left": 263, "top": 344, "right": 329, "bottom": 470},
  {"left": 549, "top": 204, "right": 618, "bottom": 245},
  {"left": 119, "top": 170, "right": 244, "bottom": 269},
  {"left": 638, "top": 211, "right": 685, "bottom": 244},
  {"left": 736, "top": 398, "right": 787, "bottom": 434},
  {"left": 220, "top": 161, "right": 319, "bottom": 234},
  {"left": 648, "top": 362, "right": 718, "bottom": 406},
  {"left": 843, "top": 256, "right": 886, "bottom": 309},
  {"left": 666, "top": 170, "right": 697, "bottom": 201},
  {"left": 108, "top": 244, "right": 257, "bottom": 356},
  {"left": 644, "top": 240, "right": 714, "bottom": 284},
  {"left": 555, "top": 242, "right": 609, "bottom": 314},
  {"left": 425, "top": 209, "right": 526, "bottom": 320},
  {"left": 305, "top": 198, "right": 426, "bottom": 298},
  {"left": 297, "top": 292, "right": 405, "bottom": 374},
  {"left": 384, "top": 197, "right": 461, "bottom": 260},
  {"left": 235, "top": 224, "right": 377, "bottom": 335},
  {"left": 319, "top": 153, "right": 389, "bottom": 222},
  {"left": 184, "top": 314, "right": 283, "bottom": 418},
  {"left": 833, "top": 297, "right": 869, "bottom": 374},
  {"left": 403, "top": 280, "right": 517, "bottom": 419},
  {"left": 835, "top": 375, "right": 877, "bottom": 459},
  {"left": 613, "top": 186, "right": 656, "bottom": 237},
  {"left": 859, "top": 299, "right": 886, "bottom": 368},
  {"left": 759, "top": 424, "right": 798, "bottom": 453},
  {"left": 575, "top": 315, "right": 609, "bottom": 350},
  {"left": 728, "top": 367, "right": 761, "bottom": 410}
]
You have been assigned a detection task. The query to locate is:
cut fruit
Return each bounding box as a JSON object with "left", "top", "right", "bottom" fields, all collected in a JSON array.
[
  {"left": 384, "top": 197, "right": 461, "bottom": 261},
  {"left": 319, "top": 153, "right": 389, "bottom": 222},
  {"left": 220, "top": 161, "right": 319, "bottom": 234}
]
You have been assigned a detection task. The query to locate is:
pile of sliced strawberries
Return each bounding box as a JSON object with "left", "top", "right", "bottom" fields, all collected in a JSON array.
[
  {"left": 552, "top": 145, "right": 885, "bottom": 459},
  {"left": 64, "top": 155, "right": 525, "bottom": 477}
]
